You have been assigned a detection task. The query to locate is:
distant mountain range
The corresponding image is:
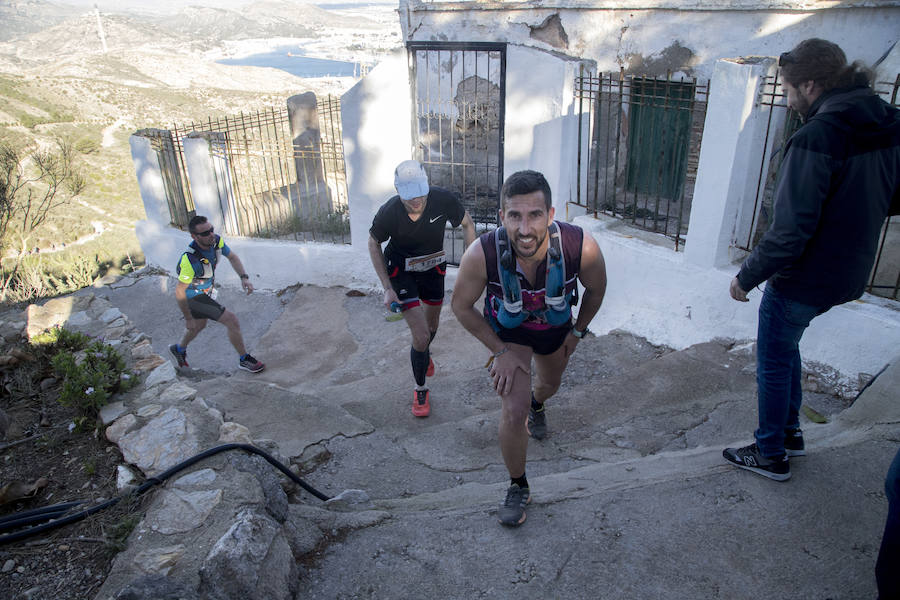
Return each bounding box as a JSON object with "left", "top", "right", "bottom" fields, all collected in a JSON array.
[{"left": 0, "top": 0, "right": 83, "bottom": 41}]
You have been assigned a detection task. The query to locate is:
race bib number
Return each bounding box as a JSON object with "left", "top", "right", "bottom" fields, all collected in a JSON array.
[
  {"left": 405, "top": 250, "right": 445, "bottom": 272},
  {"left": 203, "top": 286, "right": 219, "bottom": 301}
]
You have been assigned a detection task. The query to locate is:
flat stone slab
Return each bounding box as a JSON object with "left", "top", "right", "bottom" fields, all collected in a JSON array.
[{"left": 199, "top": 378, "right": 374, "bottom": 460}]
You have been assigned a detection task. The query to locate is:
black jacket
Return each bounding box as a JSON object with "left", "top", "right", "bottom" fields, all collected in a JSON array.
[{"left": 737, "top": 85, "right": 900, "bottom": 307}]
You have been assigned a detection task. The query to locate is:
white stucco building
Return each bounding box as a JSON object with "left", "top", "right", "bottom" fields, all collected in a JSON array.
[{"left": 131, "top": 0, "right": 900, "bottom": 388}]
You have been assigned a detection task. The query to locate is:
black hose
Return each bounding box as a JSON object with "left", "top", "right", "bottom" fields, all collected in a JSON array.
[
  {"left": 0, "top": 443, "right": 331, "bottom": 546},
  {"left": 0, "top": 501, "right": 85, "bottom": 526}
]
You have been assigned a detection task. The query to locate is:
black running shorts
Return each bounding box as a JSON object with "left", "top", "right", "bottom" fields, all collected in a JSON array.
[
  {"left": 186, "top": 294, "right": 226, "bottom": 320},
  {"left": 493, "top": 323, "right": 572, "bottom": 356},
  {"left": 388, "top": 262, "right": 446, "bottom": 307}
]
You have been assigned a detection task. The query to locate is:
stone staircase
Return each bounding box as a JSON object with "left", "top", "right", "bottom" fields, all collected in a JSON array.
[{"left": 19, "top": 277, "right": 889, "bottom": 599}]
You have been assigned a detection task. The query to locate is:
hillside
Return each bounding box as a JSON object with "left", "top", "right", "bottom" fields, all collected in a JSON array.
[
  {"left": 0, "top": 0, "right": 83, "bottom": 41},
  {"left": 0, "top": 0, "right": 400, "bottom": 302}
]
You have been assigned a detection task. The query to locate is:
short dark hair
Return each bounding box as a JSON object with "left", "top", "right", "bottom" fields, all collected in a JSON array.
[
  {"left": 188, "top": 215, "right": 208, "bottom": 234},
  {"left": 500, "top": 170, "right": 551, "bottom": 210},
  {"left": 779, "top": 38, "right": 873, "bottom": 91}
]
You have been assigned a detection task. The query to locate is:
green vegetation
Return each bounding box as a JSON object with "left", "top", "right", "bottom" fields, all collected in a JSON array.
[
  {"left": 105, "top": 512, "right": 142, "bottom": 555},
  {"left": 31, "top": 326, "right": 136, "bottom": 430},
  {"left": 0, "top": 137, "right": 87, "bottom": 302},
  {"left": 257, "top": 205, "right": 351, "bottom": 240},
  {"left": 1, "top": 237, "right": 144, "bottom": 305},
  {"left": 0, "top": 74, "right": 75, "bottom": 128}
]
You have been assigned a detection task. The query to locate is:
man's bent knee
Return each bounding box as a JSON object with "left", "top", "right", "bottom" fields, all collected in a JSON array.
[
  {"left": 411, "top": 332, "right": 431, "bottom": 351},
  {"left": 187, "top": 319, "right": 207, "bottom": 334},
  {"left": 500, "top": 392, "right": 531, "bottom": 424},
  {"left": 533, "top": 380, "right": 561, "bottom": 401}
]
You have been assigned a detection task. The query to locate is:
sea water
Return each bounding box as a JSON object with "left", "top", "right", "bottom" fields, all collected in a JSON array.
[{"left": 217, "top": 46, "right": 361, "bottom": 78}]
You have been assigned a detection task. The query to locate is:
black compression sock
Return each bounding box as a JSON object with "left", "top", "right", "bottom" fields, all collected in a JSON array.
[
  {"left": 511, "top": 474, "right": 528, "bottom": 489},
  {"left": 410, "top": 346, "right": 430, "bottom": 386},
  {"left": 531, "top": 394, "right": 544, "bottom": 412}
]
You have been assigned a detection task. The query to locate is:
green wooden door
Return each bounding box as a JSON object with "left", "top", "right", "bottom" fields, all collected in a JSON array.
[{"left": 626, "top": 78, "right": 694, "bottom": 200}]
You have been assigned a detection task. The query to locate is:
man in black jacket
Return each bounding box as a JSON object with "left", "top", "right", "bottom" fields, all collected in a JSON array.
[{"left": 723, "top": 39, "right": 900, "bottom": 482}]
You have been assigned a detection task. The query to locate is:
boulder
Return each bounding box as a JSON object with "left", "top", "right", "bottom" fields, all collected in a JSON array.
[{"left": 198, "top": 508, "right": 298, "bottom": 600}]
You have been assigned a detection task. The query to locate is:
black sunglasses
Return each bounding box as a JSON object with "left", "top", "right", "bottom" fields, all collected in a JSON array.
[
  {"left": 778, "top": 52, "right": 794, "bottom": 67},
  {"left": 194, "top": 227, "right": 214, "bottom": 237}
]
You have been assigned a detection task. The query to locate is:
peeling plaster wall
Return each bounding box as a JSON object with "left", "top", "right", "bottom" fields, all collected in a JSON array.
[{"left": 402, "top": 2, "right": 900, "bottom": 80}]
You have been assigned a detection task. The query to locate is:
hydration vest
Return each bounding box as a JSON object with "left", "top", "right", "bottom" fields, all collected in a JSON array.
[
  {"left": 493, "top": 222, "right": 577, "bottom": 329},
  {"left": 183, "top": 236, "right": 221, "bottom": 286}
]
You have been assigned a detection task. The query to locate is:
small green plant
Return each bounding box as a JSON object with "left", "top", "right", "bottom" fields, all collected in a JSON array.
[
  {"left": 35, "top": 328, "right": 135, "bottom": 430},
  {"left": 74, "top": 136, "right": 100, "bottom": 155},
  {"left": 83, "top": 458, "right": 97, "bottom": 476},
  {"left": 105, "top": 513, "right": 141, "bottom": 555},
  {"left": 31, "top": 325, "right": 91, "bottom": 350}
]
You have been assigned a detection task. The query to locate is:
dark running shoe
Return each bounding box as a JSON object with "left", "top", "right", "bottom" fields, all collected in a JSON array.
[
  {"left": 412, "top": 388, "right": 430, "bottom": 418},
  {"left": 784, "top": 428, "right": 806, "bottom": 457},
  {"left": 723, "top": 443, "right": 791, "bottom": 481},
  {"left": 239, "top": 354, "right": 265, "bottom": 373},
  {"left": 498, "top": 483, "right": 531, "bottom": 526},
  {"left": 169, "top": 344, "right": 188, "bottom": 368},
  {"left": 527, "top": 404, "right": 547, "bottom": 440}
]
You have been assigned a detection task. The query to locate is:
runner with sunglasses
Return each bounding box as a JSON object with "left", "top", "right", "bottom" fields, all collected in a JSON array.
[{"left": 169, "top": 215, "right": 265, "bottom": 373}]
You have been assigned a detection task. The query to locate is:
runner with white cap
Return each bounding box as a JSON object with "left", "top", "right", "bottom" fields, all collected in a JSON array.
[{"left": 368, "top": 160, "right": 476, "bottom": 417}]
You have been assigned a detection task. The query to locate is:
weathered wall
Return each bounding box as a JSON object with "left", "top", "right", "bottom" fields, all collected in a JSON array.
[
  {"left": 400, "top": 0, "right": 900, "bottom": 80},
  {"left": 505, "top": 45, "right": 591, "bottom": 217},
  {"left": 340, "top": 49, "right": 413, "bottom": 255}
]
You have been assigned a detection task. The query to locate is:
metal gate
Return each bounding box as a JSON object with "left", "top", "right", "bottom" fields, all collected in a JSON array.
[
  {"left": 407, "top": 41, "right": 506, "bottom": 263},
  {"left": 574, "top": 68, "right": 709, "bottom": 251},
  {"left": 134, "top": 128, "right": 194, "bottom": 228}
]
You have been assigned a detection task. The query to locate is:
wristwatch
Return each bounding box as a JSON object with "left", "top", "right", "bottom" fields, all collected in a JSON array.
[
  {"left": 571, "top": 327, "right": 590, "bottom": 339},
  {"left": 239, "top": 274, "right": 250, "bottom": 280}
]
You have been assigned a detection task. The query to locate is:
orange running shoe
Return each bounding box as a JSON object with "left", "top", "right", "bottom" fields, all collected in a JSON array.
[
  {"left": 412, "top": 388, "right": 430, "bottom": 417},
  {"left": 426, "top": 357, "right": 435, "bottom": 377}
]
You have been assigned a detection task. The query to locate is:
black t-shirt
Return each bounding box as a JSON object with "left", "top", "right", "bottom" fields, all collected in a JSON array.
[{"left": 369, "top": 186, "right": 466, "bottom": 262}]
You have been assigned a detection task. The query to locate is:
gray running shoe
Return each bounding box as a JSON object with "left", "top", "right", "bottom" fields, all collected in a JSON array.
[
  {"left": 169, "top": 344, "right": 188, "bottom": 368},
  {"left": 498, "top": 484, "right": 531, "bottom": 526},
  {"left": 723, "top": 443, "right": 791, "bottom": 481},
  {"left": 527, "top": 405, "right": 547, "bottom": 440},
  {"left": 239, "top": 354, "right": 265, "bottom": 373},
  {"left": 784, "top": 428, "right": 806, "bottom": 457}
]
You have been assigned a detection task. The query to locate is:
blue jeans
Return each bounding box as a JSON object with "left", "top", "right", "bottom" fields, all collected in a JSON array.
[
  {"left": 877, "top": 447, "right": 900, "bottom": 599},
  {"left": 754, "top": 284, "right": 830, "bottom": 457}
]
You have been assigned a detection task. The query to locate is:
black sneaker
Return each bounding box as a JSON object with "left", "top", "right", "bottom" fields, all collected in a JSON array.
[
  {"left": 784, "top": 428, "right": 806, "bottom": 457},
  {"left": 169, "top": 344, "right": 188, "bottom": 368},
  {"left": 723, "top": 443, "right": 791, "bottom": 481},
  {"left": 239, "top": 354, "right": 265, "bottom": 373},
  {"left": 527, "top": 405, "right": 547, "bottom": 440},
  {"left": 498, "top": 484, "right": 531, "bottom": 526}
]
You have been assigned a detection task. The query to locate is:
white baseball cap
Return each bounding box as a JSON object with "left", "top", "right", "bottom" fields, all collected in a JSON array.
[{"left": 394, "top": 160, "right": 429, "bottom": 200}]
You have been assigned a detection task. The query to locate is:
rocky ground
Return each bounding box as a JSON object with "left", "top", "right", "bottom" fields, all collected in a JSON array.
[
  {"left": 3, "top": 270, "right": 895, "bottom": 599},
  {"left": 0, "top": 298, "right": 159, "bottom": 600}
]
